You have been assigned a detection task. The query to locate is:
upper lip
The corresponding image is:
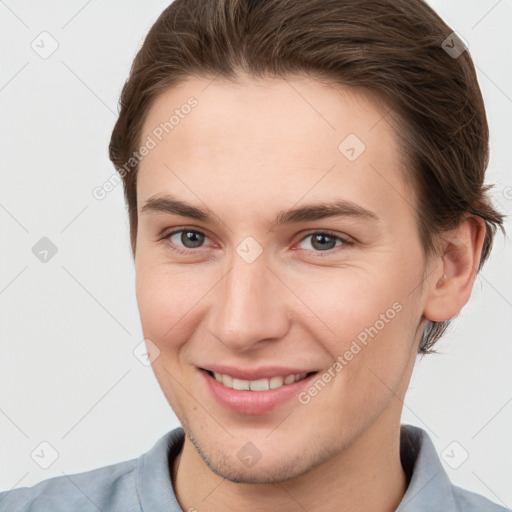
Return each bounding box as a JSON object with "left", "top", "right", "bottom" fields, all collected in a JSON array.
[{"left": 200, "top": 365, "right": 318, "bottom": 380}]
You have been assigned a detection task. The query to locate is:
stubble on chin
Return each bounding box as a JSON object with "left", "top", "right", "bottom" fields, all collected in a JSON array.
[{"left": 183, "top": 428, "right": 340, "bottom": 485}]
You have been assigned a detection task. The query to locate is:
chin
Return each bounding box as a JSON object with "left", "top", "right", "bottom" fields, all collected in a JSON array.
[{"left": 188, "top": 430, "right": 334, "bottom": 485}]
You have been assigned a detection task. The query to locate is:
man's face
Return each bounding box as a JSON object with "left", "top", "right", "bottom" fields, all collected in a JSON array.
[{"left": 135, "top": 75, "right": 431, "bottom": 483}]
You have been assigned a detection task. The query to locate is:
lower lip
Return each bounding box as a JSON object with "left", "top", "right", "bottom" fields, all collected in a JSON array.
[{"left": 201, "top": 370, "right": 317, "bottom": 415}]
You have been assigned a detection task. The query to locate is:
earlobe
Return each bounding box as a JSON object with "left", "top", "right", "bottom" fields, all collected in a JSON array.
[{"left": 423, "top": 216, "right": 486, "bottom": 323}]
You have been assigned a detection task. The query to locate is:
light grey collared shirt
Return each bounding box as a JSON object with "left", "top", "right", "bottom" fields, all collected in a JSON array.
[{"left": 0, "top": 424, "right": 508, "bottom": 511}]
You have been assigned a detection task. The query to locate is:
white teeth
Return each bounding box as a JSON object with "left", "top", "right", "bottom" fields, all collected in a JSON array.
[
  {"left": 221, "top": 374, "right": 233, "bottom": 388},
  {"left": 211, "top": 371, "right": 309, "bottom": 390},
  {"left": 269, "top": 376, "right": 284, "bottom": 389},
  {"left": 232, "top": 378, "right": 250, "bottom": 390},
  {"left": 249, "top": 378, "right": 270, "bottom": 391}
]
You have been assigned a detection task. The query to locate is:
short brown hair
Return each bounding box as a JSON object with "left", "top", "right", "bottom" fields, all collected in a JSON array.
[{"left": 109, "top": 0, "right": 506, "bottom": 353}]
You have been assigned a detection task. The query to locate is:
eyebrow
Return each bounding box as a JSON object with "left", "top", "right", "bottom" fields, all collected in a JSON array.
[{"left": 141, "top": 194, "right": 380, "bottom": 226}]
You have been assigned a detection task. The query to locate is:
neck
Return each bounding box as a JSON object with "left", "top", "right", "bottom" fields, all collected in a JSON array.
[{"left": 172, "top": 418, "right": 408, "bottom": 512}]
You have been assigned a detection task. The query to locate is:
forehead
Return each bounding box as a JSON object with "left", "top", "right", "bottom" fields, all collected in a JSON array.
[{"left": 137, "top": 75, "right": 413, "bottom": 224}]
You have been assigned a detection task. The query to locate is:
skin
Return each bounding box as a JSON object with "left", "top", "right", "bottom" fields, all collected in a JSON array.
[{"left": 134, "top": 75, "right": 485, "bottom": 512}]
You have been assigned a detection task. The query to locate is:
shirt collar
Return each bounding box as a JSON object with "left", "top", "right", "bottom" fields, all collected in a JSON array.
[
  {"left": 397, "top": 424, "right": 458, "bottom": 511},
  {"left": 136, "top": 426, "right": 184, "bottom": 512}
]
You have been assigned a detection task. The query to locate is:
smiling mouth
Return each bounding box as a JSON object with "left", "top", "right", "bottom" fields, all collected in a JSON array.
[{"left": 204, "top": 369, "right": 317, "bottom": 391}]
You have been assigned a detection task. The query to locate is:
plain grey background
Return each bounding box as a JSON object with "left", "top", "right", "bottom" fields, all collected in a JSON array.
[{"left": 1, "top": 0, "right": 511, "bottom": 507}]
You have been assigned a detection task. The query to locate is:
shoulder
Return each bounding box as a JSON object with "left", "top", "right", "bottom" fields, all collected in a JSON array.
[
  {"left": 451, "top": 484, "right": 509, "bottom": 512},
  {"left": 399, "top": 424, "right": 508, "bottom": 512},
  {"left": 0, "top": 427, "right": 185, "bottom": 512},
  {"left": 0, "top": 458, "right": 138, "bottom": 512}
]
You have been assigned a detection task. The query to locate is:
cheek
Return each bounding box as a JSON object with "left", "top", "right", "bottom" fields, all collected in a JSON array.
[
  {"left": 292, "top": 269, "right": 407, "bottom": 341},
  {"left": 295, "top": 266, "right": 420, "bottom": 383},
  {"left": 296, "top": 280, "right": 417, "bottom": 429},
  {"left": 135, "top": 262, "right": 215, "bottom": 349}
]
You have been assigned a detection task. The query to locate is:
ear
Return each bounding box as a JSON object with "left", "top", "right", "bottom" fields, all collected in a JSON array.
[{"left": 423, "top": 215, "right": 486, "bottom": 322}]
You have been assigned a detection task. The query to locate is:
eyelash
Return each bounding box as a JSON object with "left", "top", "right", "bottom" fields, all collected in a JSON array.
[{"left": 160, "top": 228, "right": 353, "bottom": 257}]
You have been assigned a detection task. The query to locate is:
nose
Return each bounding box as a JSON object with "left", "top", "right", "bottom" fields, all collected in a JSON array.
[{"left": 207, "top": 249, "right": 291, "bottom": 352}]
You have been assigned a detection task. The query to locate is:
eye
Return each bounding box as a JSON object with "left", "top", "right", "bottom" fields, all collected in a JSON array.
[
  {"left": 297, "top": 231, "right": 351, "bottom": 252},
  {"left": 167, "top": 229, "right": 209, "bottom": 251}
]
